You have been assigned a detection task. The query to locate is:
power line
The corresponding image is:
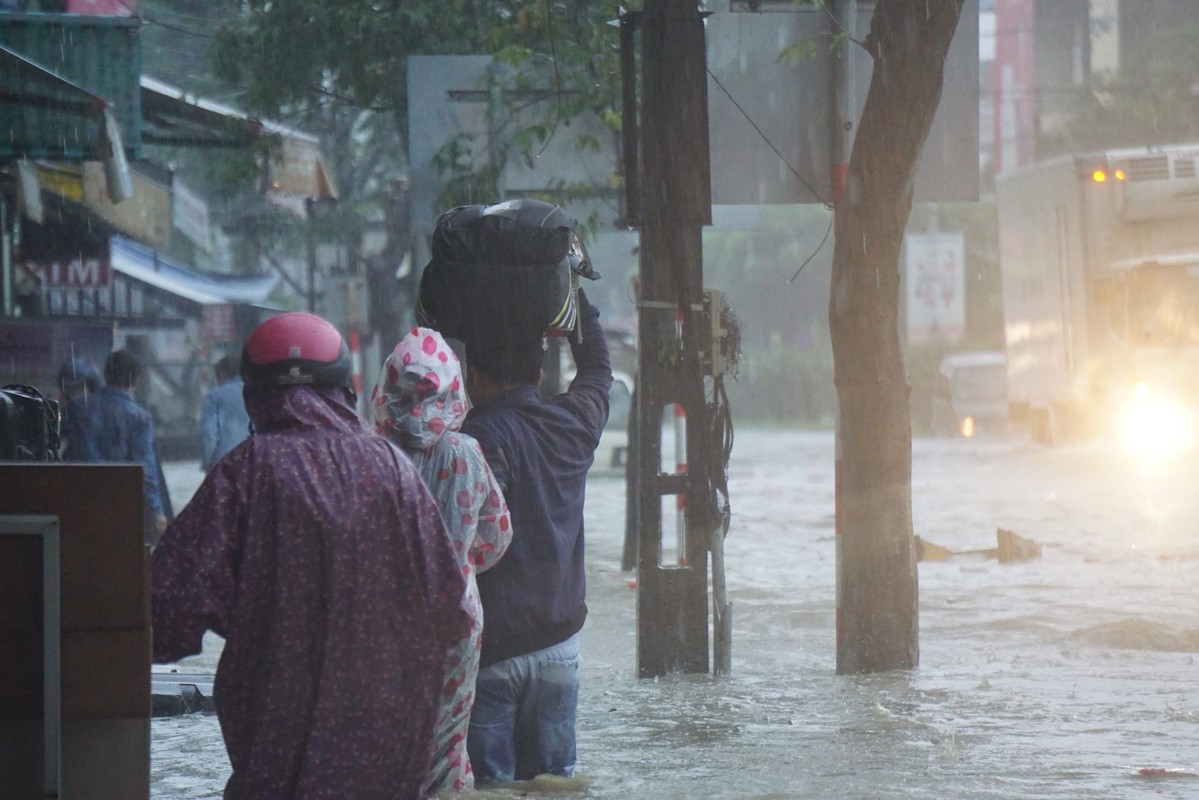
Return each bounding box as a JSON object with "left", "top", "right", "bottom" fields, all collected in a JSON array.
[
  {"left": 704, "top": 67, "right": 835, "bottom": 286},
  {"left": 140, "top": 0, "right": 233, "bottom": 25},
  {"left": 706, "top": 67, "right": 829, "bottom": 207}
]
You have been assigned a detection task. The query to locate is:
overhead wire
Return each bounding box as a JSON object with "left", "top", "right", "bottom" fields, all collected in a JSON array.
[
  {"left": 706, "top": 67, "right": 830, "bottom": 207},
  {"left": 109, "top": 0, "right": 220, "bottom": 39},
  {"left": 706, "top": 67, "right": 835, "bottom": 285},
  {"left": 536, "top": 0, "right": 566, "bottom": 157}
]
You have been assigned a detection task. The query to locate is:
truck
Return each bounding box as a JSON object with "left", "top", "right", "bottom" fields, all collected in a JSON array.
[{"left": 997, "top": 142, "right": 1199, "bottom": 450}]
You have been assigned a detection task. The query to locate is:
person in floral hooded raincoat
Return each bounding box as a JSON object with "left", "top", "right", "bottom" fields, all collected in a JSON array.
[
  {"left": 373, "top": 327, "right": 512, "bottom": 794},
  {"left": 153, "top": 313, "right": 469, "bottom": 800}
]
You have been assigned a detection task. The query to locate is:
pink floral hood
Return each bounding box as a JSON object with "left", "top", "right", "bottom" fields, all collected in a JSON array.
[{"left": 371, "top": 327, "right": 468, "bottom": 451}]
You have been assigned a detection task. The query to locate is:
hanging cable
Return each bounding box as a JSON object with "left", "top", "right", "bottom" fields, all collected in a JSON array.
[
  {"left": 788, "top": 212, "right": 833, "bottom": 284},
  {"left": 536, "top": 0, "right": 566, "bottom": 156}
]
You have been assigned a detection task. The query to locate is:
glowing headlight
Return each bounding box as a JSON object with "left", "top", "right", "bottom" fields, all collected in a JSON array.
[
  {"left": 959, "top": 416, "right": 976, "bottom": 438},
  {"left": 1118, "top": 385, "right": 1194, "bottom": 457}
]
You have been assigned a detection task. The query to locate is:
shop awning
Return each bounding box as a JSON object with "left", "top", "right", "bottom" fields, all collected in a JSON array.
[
  {"left": 0, "top": 44, "right": 134, "bottom": 201},
  {"left": 0, "top": 12, "right": 142, "bottom": 161},
  {"left": 140, "top": 76, "right": 338, "bottom": 202},
  {"left": 140, "top": 75, "right": 260, "bottom": 150},
  {"left": 0, "top": 44, "right": 106, "bottom": 119},
  {"left": 110, "top": 235, "right": 278, "bottom": 306}
]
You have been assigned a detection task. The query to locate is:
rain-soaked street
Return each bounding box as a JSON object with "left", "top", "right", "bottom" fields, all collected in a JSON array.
[{"left": 152, "top": 428, "right": 1199, "bottom": 799}]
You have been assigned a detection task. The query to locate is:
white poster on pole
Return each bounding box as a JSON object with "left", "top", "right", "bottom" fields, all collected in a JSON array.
[
  {"left": 904, "top": 232, "right": 965, "bottom": 343},
  {"left": 173, "top": 179, "right": 211, "bottom": 251}
]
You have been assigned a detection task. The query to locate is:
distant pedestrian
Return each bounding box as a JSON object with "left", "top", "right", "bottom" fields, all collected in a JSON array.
[
  {"left": 152, "top": 311, "right": 470, "bottom": 800},
  {"left": 373, "top": 326, "right": 512, "bottom": 794},
  {"left": 83, "top": 350, "right": 168, "bottom": 545},
  {"left": 199, "top": 355, "right": 250, "bottom": 472},
  {"left": 56, "top": 356, "right": 101, "bottom": 462}
]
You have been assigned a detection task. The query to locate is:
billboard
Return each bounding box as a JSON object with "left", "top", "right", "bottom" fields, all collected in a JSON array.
[
  {"left": 709, "top": 0, "right": 980, "bottom": 204},
  {"left": 905, "top": 232, "right": 965, "bottom": 343}
]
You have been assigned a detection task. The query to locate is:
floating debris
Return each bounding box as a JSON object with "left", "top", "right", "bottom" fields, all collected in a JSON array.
[{"left": 916, "top": 528, "right": 1042, "bottom": 564}]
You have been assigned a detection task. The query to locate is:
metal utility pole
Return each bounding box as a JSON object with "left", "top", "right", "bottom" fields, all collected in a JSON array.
[
  {"left": 631, "top": 0, "right": 723, "bottom": 678},
  {"left": 1, "top": 197, "right": 12, "bottom": 318},
  {"left": 831, "top": 0, "right": 858, "bottom": 674},
  {"left": 305, "top": 199, "right": 319, "bottom": 314}
]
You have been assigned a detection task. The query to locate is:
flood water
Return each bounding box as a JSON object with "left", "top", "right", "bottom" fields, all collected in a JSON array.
[{"left": 152, "top": 429, "right": 1199, "bottom": 799}]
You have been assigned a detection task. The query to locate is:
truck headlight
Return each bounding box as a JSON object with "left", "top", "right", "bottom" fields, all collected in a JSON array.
[{"left": 1118, "top": 385, "right": 1194, "bottom": 457}]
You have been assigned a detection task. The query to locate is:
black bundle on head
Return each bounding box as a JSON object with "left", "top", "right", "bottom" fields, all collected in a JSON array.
[{"left": 416, "top": 199, "right": 591, "bottom": 344}]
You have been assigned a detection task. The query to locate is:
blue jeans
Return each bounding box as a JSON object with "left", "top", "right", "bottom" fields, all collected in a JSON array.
[{"left": 467, "top": 634, "right": 580, "bottom": 782}]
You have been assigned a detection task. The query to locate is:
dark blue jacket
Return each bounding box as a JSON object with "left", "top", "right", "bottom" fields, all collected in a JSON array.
[
  {"left": 78, "top": 386, "right": 165, "bottom": 517},
  {"left": 200, "top": 377, "right": 251, "bottom": 472},
  {"left": 60, "top": 395, "right": 98, "bottom": 462},
  {"left": 463, "top": 299, "right": 612, "bottom": 667}
]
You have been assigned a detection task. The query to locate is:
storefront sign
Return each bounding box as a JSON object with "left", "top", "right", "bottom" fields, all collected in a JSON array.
[{"left": 25, "top": 257, "right": 112, "bottom": 289}]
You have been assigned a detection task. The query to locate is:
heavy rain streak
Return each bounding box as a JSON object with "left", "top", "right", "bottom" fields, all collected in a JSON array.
[{"left": 153, "top": 429, "right": 1199, "bottom": 799}]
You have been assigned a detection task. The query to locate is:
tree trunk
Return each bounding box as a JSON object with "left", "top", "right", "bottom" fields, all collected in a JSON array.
[{"left": 830, "top": 0, "right": 966, "bottom": 674}]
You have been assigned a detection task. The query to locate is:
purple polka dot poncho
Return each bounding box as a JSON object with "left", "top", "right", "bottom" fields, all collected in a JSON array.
[{"left": 152, "top": 383, "right": 469, "bottom": 799}]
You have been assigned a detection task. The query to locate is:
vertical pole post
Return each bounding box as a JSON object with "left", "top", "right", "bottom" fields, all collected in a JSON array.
[
  {"left": 832, "top": 0, "right": 857, "bottom": 669},
  {"left": 2, "top": 197, "right": 13, "bottom": 318},
  {"left": 620, "top": 11, "right": 642, "bottom": 229},
  {"left": 306, "top": 199, "right": 318, "bottom": 313},
  {"left": 635, "top": 0, "right": 713, "bottom": 679},
  {"left": 674, "top": 400, "right": 686, "bottom": 564},
  {"left": 619, "top": 12, "right": 643, "bottom": 575},
  {"left": 42, "top": 517, "right": 61, "bottom": 799}
]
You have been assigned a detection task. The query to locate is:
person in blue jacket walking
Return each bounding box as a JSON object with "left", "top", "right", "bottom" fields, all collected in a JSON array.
[
  {"left": 462, "top": 288, "right": 612, "bottom": 783},
  {"left": 199, "top": 355, "right": 251, "bottom": 473},
  {"left": 56, "top": 356, "right": 101, "bottom": 462},
  {"left": 85, "top": 350, "right": 168, "bottom": 545}
]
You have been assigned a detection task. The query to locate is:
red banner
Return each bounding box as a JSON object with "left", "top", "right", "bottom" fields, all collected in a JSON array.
[
  {"left": 993, "top": 0, "right": 1037, "bottom": 176},
  {"left": 202, "top": 304, "right": 237, "bottom": 343},
  {"left": 66, "top": 0, "right": 136, "bottom": 15}
]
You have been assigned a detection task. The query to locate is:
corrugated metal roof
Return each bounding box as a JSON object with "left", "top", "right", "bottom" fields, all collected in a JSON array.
[
  {"left": 140, "top": 75, "right": 317, "bottom": 144},
  {"left": 110, "top": 236, "right": 278, "bottom": 306},
  {"left": 140, "top": 76, "right": 338, "bottom": 201},
  {"left": 0, "top": 13, "right": 141, "bottom": 159}
]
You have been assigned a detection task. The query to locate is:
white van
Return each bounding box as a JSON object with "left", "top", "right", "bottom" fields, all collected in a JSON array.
[{"left": 931, "top": 351, "right": 1008, "bottom": 437}]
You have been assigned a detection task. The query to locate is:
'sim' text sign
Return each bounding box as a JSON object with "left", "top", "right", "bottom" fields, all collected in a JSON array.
[{"left": 26, "top": 257, "right": 112, "bottom": 289}]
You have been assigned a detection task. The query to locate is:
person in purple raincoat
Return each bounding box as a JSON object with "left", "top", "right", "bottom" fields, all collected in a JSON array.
[
  {"left": 152, "top": 312, "right": 470, "bottom": 800},
  {"left": 372, "top": 327, "right": 512, "bottom": 794}
]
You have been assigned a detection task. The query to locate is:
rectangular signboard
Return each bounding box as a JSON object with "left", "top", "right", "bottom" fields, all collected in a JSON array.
[
  {"left": 25, "top": 257, "right": 112, "bottom": 289},
  {"left": 905, "top": 231, "right": 966, "bottom": 343},
  {"left": 708, "top": 0, "right": 979, "bottom": 204}
]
